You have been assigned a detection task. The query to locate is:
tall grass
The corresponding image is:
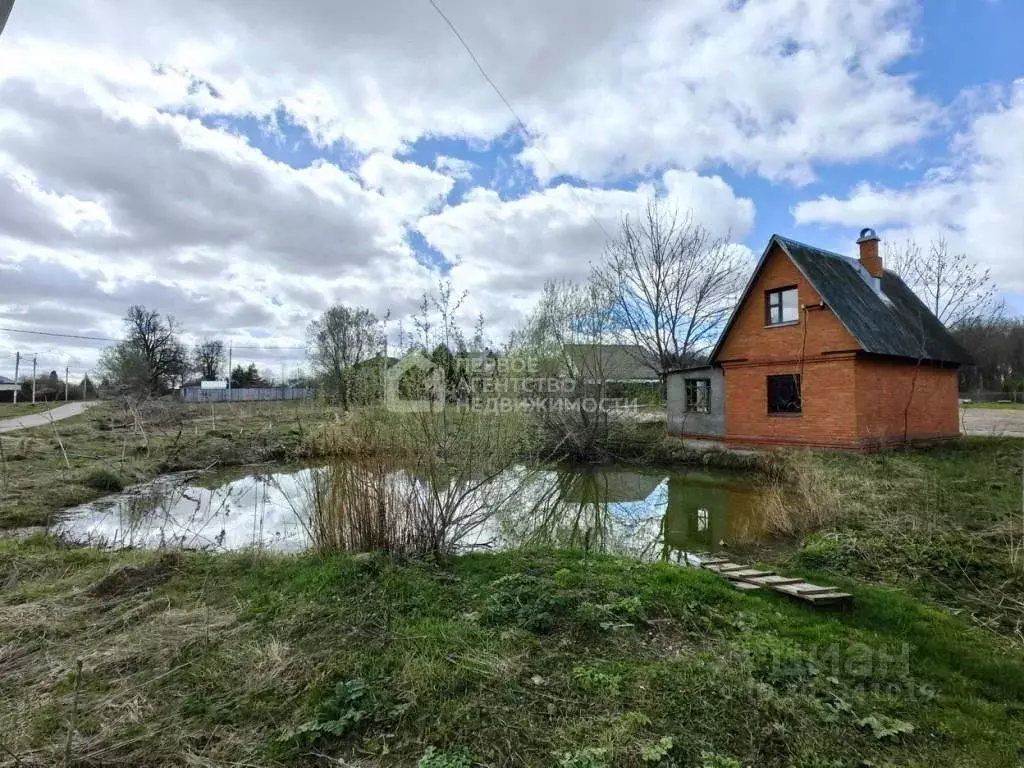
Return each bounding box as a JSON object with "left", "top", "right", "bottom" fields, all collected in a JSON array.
[
  {"left": 760, "top": 451, "right": 841, "bottom": 537},
  {"left": 298, "top": 406, "right": 538, "bottom": 555}
]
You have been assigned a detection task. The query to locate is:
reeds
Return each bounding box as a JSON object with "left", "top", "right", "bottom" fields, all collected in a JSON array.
[
  {"left": 761, "top": 450, "right": 841, "bottom": 537},
  {"left": 298, "top": 406, "right": 534, "bottom": 555}
]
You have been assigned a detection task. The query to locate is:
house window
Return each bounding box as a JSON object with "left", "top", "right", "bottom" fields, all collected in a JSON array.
[
  {"left": 767, "top": 374, "right": 801, "bottom": 414},
  {"left": 684, "top": 379, "right": 711, "bottom": 413},
  {"left": 766, "top": 286, "right": 799, "bottom": 325}
]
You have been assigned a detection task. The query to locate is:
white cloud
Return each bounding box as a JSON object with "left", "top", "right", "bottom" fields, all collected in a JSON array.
[
  {"left": 793, "top": 79, "right": 1024, "bottom": 294},
  {"left": 418, "top": 172, "right": 755, "bottom": 338},
  {"left": 0, "top": 75, "right": 438, "bottom": 370},
  {"left": 434, "top": 155, "right": 476, "bottom": 181},
  {"left": 2, "top": 0, "right": 932, "bottom": 182},
  {"left": 358, "top": 153, "right": 454, "bottom": 216}
]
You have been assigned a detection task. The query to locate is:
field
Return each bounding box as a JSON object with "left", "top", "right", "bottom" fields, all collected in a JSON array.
[
  {"left": 0, "top": 401, "right": 62, "bottom": 420},
  {"left": 2, "top": 541, "right": 1023, "bottom": 767},
  {"left": 1, "top": 400, "right": 1023, "bottom": 766},
  {"left": 0, "top": 399, "right": 325, "bottom": 529},
  {"left": 963, "top": 401, "right": 1024, "bottom": 410}
]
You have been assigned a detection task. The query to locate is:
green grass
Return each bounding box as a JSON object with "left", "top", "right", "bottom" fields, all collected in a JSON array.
[
  {"left": 963, "top": 401, "right": 1024, "bottom": 410},
  {"left": 0, "top": 402, "right": 62, "bottom": 419},
  {"left": 1, "top": 540, "right": 1022, "bottom": 767},
  {"left": 777, "top": 437, "right": 1024, "bottom": 638}
]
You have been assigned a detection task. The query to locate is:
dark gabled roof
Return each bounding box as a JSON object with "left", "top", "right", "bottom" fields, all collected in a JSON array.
[
  {"left": 711, "top": 235, "right": 973, "bottom": 366},
  {"left": 564, "top": 344, "right": 661, "bottom": 381}
]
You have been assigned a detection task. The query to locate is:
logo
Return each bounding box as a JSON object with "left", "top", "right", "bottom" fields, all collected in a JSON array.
[{"left": 384, "top": 352, "right": 446, "bottom": 412}]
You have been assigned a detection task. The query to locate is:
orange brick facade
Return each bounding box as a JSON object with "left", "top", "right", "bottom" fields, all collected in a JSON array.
[{"left": 701, "top": 242, "right": 961, "bottom": 450}]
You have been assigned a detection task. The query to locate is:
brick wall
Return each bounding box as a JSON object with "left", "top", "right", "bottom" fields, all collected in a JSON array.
[
  {"left": 712, "top": 241, "right": 960, "bottom": 450},
  {"left": 723, "top": 357, "right": 860, "bottom": 448},
  {"left": 716, "top": 242, "right": 860, "bottom": 362},
  {"left": 855, "top": 357, "right": 960, "bottom": 446}
]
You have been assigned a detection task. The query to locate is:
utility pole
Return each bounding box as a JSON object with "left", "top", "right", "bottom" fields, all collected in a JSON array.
[
  {"left": 65, "top": 366, "right": 69, "bottom": 401},
  {"left": 13, "top": 351, "right": 19, "bottom": 404},
  {"left": 31, "top": 354, "right": 36, "bottom": 404},
  {"left": 227, "top": 342, "right": 233, "bottom": 401}
]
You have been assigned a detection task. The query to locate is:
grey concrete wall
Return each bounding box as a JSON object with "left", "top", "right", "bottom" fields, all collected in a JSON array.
[{"left": 667, "top": 368, "right": 725, "bottom": 437}]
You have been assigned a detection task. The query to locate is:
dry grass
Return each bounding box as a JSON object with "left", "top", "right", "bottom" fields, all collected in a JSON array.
[
  {"left": 297, "top": 407, "right": 537, "bottom": 556},
  {"left": 760, "top": 450, "right": 842, "bottom": 537},
  {"left": 0, "top": 551, "right": 249, "bottom": 766}
]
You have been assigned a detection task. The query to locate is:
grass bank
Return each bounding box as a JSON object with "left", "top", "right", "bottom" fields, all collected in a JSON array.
[
  {"left": 963, "top": 402, "right": 1024, "bottom": 410},
  {"left": 0, "top": 402, "right": 62, "bottom": 420},
  {"left": 2, "top": 539, "right": 1023, "bottom": 767},
  {"left": 0, "top": 400, "right": 328, "bottom": 529},
  {"left": 760, "top": 437, "right": 1024, "bottom": 640}
]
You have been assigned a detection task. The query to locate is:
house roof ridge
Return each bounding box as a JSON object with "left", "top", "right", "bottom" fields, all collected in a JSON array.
[
  {"left": 774, "top": 234, "right": 849, "bottom": 262},
  {"left": 709, "top": 233, "right": 973, "bottom": 366}
]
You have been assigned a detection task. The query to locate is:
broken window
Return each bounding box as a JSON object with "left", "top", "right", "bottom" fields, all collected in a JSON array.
[
  {"left": 684, "top": 378, "right": 711, "bottom": 413},
  {"left": 766, "top": 286, "right": 799, "bottom": 325},
  {"left": 767, "top": 374, "right": 801, "bottom": 414}
]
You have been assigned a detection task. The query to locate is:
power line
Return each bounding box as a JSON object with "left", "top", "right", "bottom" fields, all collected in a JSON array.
[
  {"left": 0, "top": 327, "right": 305, "bottom": 351},
  {"left": 425, "top": 0, "right": 615, "bottom": 242},
  {"left": 0, "top": 327, "right": 117, "bottom": 342}
]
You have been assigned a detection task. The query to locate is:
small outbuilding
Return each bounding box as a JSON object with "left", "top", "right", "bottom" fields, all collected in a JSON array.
[
  {"left": 0, "top": 375, "right": 19, "bottom": 403},
  {"left": 667, "top": 229, "right": 973, "bottom": 450}
]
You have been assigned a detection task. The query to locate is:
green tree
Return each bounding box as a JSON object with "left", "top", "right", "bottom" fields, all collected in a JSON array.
[
  {"left": 307, "top": 305, "right": 383, "bottom": 409},
  {"left": 230, "top": 363, "right": 265, "bottom": 388},
  {"left": 99, "top": 305, "right": 189, "bottom": 394}
]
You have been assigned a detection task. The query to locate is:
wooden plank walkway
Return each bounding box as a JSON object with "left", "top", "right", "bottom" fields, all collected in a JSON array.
[{"left": 698, "top": 557, "right": 853, "bottom": 606}]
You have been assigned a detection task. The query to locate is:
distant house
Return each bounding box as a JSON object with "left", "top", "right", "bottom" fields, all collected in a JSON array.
[
  {"left": 564, "top": 344, "right": 660, "bottom": 384},
  {"left": 667, "top": 229, "right": 972, "bottom": 450},
  {"left": 0, "top": 375, "right": 18, "bottom": 403}
]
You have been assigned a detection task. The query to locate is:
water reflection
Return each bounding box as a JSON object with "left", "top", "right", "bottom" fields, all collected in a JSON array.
[{"left": 55, "top": 464, "right": 767, "bottom": 557}]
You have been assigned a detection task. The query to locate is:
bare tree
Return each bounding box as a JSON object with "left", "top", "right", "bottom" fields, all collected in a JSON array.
[
  {"left": 591, "top": 199, "right": 743, "bottom": 376},
  {"left": 886, "top": 238, "right": 1003, "bottom": 328},
  {"left": 513, "top": 279, "right": 627, "bottom": 459},
  {"left": 307, "top": 305, "right": 382, "bottom": 409},
  {"left": 192, "top": 339, "right": 225, "bottom": 381},
  {"left": 413, "top": 279, "right": 468, "bottom": 352},
  {"left": 99, "top": 305, "right": 188, "bottom": 394}
]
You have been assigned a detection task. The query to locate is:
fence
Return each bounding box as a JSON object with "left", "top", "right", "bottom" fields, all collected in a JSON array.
[
  {"left": 179, "top": 386, "right": 315, "bottom": 403},
  {"left": 960, "top": 391, "right": 1024, "bottom": 404}
]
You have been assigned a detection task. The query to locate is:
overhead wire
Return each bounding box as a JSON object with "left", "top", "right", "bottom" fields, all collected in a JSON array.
[{"left": 425, "top": 0, "right": 616, "bottom": 243}]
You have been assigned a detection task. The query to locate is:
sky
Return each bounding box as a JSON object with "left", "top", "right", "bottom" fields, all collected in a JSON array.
[{"left": 0, "top": 0, "right": 1022, "bottom": 380}]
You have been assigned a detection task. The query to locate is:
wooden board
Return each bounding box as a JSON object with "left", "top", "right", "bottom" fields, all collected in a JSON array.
[
  {"left": 732, "top": 582, "right": 761, "bottom": 591},
  {"left": 703, "top": 563, "right": 745, "bottom": 573},
  {"left": 721, "top": 569, "right": 775, "bottom": 581},
  {"left": 744, "top": 575, "right": 803, "bottom": 587},
  {"left": 697, "top": 559, "right": 854, "bottom": 607},
  {"left": 773, "top": 583, "right": 853, "bottom": 604}
]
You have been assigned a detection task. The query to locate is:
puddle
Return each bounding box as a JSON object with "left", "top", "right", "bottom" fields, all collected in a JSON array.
[{"left": 54, "top": 463, "right": 768, "bottom": 557}]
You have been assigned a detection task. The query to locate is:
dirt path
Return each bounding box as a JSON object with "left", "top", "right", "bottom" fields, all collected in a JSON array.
[
  {"left": 0, "top": 401, "right": 100, "bottom": 433},
  {"left": 961, "top": 408, "right": 1024, "bottom": 438}
]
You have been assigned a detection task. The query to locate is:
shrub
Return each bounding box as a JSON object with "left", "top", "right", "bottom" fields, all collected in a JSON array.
[
  {"left": 81, "top": 468, "right": 124, "bottom": 493},
  {"left": 572, "top": 665, "right": 622, "bottom": 695}
]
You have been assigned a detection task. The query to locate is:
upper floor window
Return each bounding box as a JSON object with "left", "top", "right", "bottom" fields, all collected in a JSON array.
[
  {"left": 684, "top": 378, "right": 711, "bottom": 413},
  {"left": 766, "top": 286, "right": 798, "bottom": 325}
]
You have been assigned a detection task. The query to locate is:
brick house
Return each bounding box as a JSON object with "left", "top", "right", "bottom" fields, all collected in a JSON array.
[{"left": 667, "top": 229, "right": 972, "bottom": 450}]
